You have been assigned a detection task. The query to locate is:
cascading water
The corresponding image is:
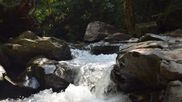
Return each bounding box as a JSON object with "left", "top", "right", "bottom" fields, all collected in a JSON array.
[{"left": 1, "top": 46, "right": 131, "bottom": 102}]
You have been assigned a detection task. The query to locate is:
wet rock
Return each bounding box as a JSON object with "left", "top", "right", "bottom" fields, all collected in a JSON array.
[
  {"left": 139, "top": 33, "right": 167, "bottom": 42},
  {"left": 164, "top": 81, "right": 182, "bottom": 102},
  {"left": 90, "top": 45, "right": 119, "bottom": 55},
  {"left": 0, "top": 65, "right": 37, "bottom": 99},
  {"left": 112, "top": 50, "right": 182, "bottom": 101},
  {"left": 0, "top": 81, "right": 37, "bottom": 99},
  {"left": 55, "top": 62, "right": 80, "bottom": 84},
  {"left": 19, "top": 57, "right": 78, "bottom": 92},
  {"left": 113, "top": 51, "right": 163, "bottom": 93},
  {"left": 111, "top": 37, "right": 182, "bottom": 101},
  {"left": 0, "top": 65, "right": 17, "bottom": 85},
  {"left": 161, "top": 48, "right": 182, "bottom": 61},
  {"left": 1, "top": 31, "right": 72, "bottom": 75},
  {"left": 111, "top": 36, "right": 182, "bottom": 102},
  {"left": 84, "top": 21, "right": 118, "bottom": 42},
  {"left": 27, "top": 57, "right": 79, "bottom": 84},
  {"left": 119, "top": 41, "right": 168, "bottom": 54},
  {"left": 165, "top": 29, "right": 182, "bottom": 37},
  {"left": 104, "top": 32, "right": 132, "bottom": 42},
  {"left": 44, "top": 74, "right": 70, "bottom": 92},
  {"left": 16, "top": 31, "right": 39, "bottom": 40}
]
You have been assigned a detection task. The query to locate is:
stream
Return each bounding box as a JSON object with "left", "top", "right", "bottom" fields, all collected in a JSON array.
[{"left": 1, "top": 46, "right": 131, "bottom": 102}]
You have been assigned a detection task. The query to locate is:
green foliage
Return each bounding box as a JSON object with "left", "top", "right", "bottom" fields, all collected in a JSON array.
[
  {"left": 33, "top": 0, "right": 124, "bottom": 40},
  {"left": 0, "top": 0, "right": 20, "bottom": 7},
  {"left": 0, "top": 0, "right": 124, "bottom": 40},
  {"left": 2, "top": 0, "right": 180, "bottom": 41},
  {"left": 34, "top": 0, "right": 62, "bottom": 23}
]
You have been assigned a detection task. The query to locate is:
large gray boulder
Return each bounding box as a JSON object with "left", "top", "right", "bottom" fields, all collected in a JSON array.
[
  {"left": 110, "top": 36, "right": 182, "bottom": 102},
  {"left": 112, "top": 49, "right": 182, "bottom": 102},
  {"left": 1, "top": 31, "right": 72, "bottom": 76},
  {"left": 18, "top": 57, "right": 79, "bottom": 92},
  {"left": 112, "top": 51, "right": 162, "bottom": 93},
  {"left": 84, "top": 21, "right": 118, "bottom": 42}
]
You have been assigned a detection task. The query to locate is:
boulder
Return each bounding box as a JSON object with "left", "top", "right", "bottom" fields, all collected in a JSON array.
[
  {"left": 111, "top": 37, "right": 182, "bottom": 102},
  {"left": 165, "top": 29, "right": 182, "bottom": 37},
  {"left": 139, "top": 33, "right": 167, "bottom": 42},
  {"left": 104, "top": 32, "right": 132, "bottom": 42},
  {"left": 164, "top": 81, "right": 182, "bottom": 102},
  {"left": 112, "top": 49, "right": 182, "bottom": 102},
  {"left": 55, "top": 61, "right": 80, "bottom": 84},
  {"left": 29, "top": 58, "right": 78, "bottom": 84},
  {"left": 0, "top": 65, "right": 16, "bottom": 85},
  {"left": 161, "top": 48, "right": 182, "bottom": 61},
  {"left": 119, "top": 41, "right": 168, "bottom": 54},
  {"left": 84, "top": 21, "right": 118, "bottom": 42},
  {"left": 16, "top": 31, "right": 39, "bottom": 40},
  {"left": 112, "top": 51, "right": 163, "bottom": 93},
  {"left": 0, "top": 81, "right": 37, "bottom": 99},
  {"left": 18, "top": 57, "right": 78, "bottom": 92},
  {"left": 0, "top": 64, "right": 37, "bottom": 99},
  {"left": 90, "top": 45, "right": 119, "bottom": 55},
  {"left": 1, "top": 31, "right": 72, "bottom": 76}
]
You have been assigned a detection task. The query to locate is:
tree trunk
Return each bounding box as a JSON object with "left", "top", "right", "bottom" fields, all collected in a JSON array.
[{"left": 123, "top": 0, "right": 136, "bottom": 36}]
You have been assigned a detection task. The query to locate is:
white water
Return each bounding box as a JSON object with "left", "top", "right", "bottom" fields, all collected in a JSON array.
[{"left": 1, "top": 48, "right": 130, "bottom": 102}]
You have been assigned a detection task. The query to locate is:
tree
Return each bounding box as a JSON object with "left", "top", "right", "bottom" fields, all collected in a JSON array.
[{"left": 123, "top": 0, "right": 136, "bottom": 36}]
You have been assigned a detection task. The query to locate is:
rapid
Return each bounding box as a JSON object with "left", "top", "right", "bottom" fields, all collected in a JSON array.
[{"left": 1, "top": 45, "right": 131, "bottom": 102}]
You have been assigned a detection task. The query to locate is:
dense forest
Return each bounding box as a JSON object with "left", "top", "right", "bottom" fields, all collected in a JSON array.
[{"left": 0, "top": 0, "right": 182, "bottom": 41}]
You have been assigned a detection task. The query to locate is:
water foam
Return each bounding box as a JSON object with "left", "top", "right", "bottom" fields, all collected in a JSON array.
[
  {"left": 2, "top": 84, "right": 130, "bottom": 102},
  {"left": 1, "top": 49, "right": 130, "bottom": 102}
]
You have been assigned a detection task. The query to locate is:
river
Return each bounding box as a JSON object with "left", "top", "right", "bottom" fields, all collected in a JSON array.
[{"left": 1, "top": 46, "right": 131, "bottom": 102}]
